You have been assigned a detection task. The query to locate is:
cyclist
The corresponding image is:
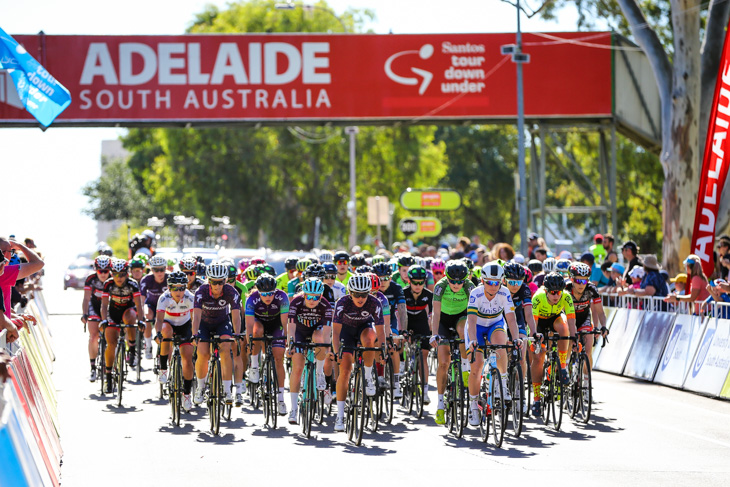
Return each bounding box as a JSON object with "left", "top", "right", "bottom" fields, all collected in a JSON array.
[
  {"left": 403, "top": 265, "right": 433, "bottom": 408},
  {"left": 287, "top": 259, "right": 312, "bottom": 298},
  {"left": 129, "top": 254, "right": 147, "bottom": 283},
  {"left": 530, "top": 272, "right": 577, "bottom": 417},
  {"left": 462, "top": 258, "right": 480, "bottom": 286},
  {"left": 293, "top": 264, "right": 336, "bottom": 304},
  {"left": 556, "top": 258, "right": 572, "bottom": 279},
  {"left": 286, "top": 278, "right": 333, "bottom": 424},
  {"left": 332, "top": 275, "right": 383, "bottom": 432},
  {"left": 155, "top": 272, "right": 195, "bottom": 411},
  {"left": 430, "top": 261, "right": 475, "bottom": 421},
  {"left": 192, "top": 262, "right": 242, "bottom": 406},
  {"left": 333, "top": 251, "right": 352, "bottom": 285},
  {"left": 277, "top": 257, "right": 299, "bottom": 291},
  {"left": 465, "top": 262, "right": 521, "bottom": 426},
  {"left": 431, "top": 259, "right": 446, "bottom": 284},
  {"left": 226, "top": 263, "right": 248, "bottom": 406},
  {"left": 392, "top": 254, "right": 415, "bottom": 288},
  {"left": 502, "top": 262, "right": 535, "bottom": 407},
  {"left": 81, "top": 255, "right": 112, "bottom": 381},
  {"left": 350, "top": 253, "right": 367, "bottom": 273},
  {"left": 534, "top": 257, "right": 556, "bottom": 288},
  {"left": 246, "top": 274, "right": 290, "bottom": 416},
  {"left": 565, "top": 262, "right": 608, "bottom": 369},
  {"left": 140, "top": 255, "right": 168, "bottom": 360},
  {"left": 323, "top": 263, "right": 347, "bottom": 301},
  {"left": 99, "top": 258, "right": 145, "bottom": 393},
  {"left": 179, "top": 257, "right": 204, "bottom": 292},
  {"left": 373, "top": 262, "right": 406, "bottom": 397}
]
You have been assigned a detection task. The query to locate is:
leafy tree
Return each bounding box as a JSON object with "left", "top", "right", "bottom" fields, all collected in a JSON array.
[{"left": 81, "top": 157, "right": 151, "bottom": 224}]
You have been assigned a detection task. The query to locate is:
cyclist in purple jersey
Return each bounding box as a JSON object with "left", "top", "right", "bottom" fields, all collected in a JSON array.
[
  {"left": 192, "top": 263, "right": 242, "bottom": 405},
  {"left": 332, "top": 275, "right": 383, "bottom": 432},
  {"left": 286, "top": 278, "right": 332, "bottom": 424},
  {"left": 226, "top": 262, "right": 247, "bottom": 406},
  {"left": 140, "top": 255, "right": 169, "bottom": 359},
  {"left": 245, "top": 274, "right": 290, "bottom": 415}
]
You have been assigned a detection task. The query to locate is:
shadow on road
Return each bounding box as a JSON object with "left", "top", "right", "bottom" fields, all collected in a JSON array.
[
  {"left": 142, "top": 397, "right": 168, "bottom": 406},
  {"left": 441, "top": 429, "right": 547, "bottom": 458},
  {"left": 103, "top": 404, "right": 141, "bottom": 414},
  {"left": 158, "top": 422, "right": 196, "bottom": 436},
  {"left": 195, "top": 431, "right": 245, "bottom": 444},
  {"left": 292, "top": 433, "right": 338, "bottom": 449},
  {"left": 341, "top": 442, "right": 396, "bottom": 455},
  {"left": 575, "top": 414, "right": 623, "bottom": 434}
]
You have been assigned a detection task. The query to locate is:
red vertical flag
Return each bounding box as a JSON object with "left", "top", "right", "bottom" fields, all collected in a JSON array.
[{"left": 691, "top": 21, "right": 730, "bottom": 278}]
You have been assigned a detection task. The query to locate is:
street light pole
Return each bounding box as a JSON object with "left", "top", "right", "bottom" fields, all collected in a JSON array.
[
  {"left": 515, "top": 0, "right": 528, "bottom": 256},
  {"left": 345, "top": 126, "right": 359, "bottom": 250}
]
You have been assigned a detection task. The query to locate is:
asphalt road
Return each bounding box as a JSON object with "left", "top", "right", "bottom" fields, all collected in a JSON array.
[{"left": 45, "top": 288, "right": 730, "bottom": 486}]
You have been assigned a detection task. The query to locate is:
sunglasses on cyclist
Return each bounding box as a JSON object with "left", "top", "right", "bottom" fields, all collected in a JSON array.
[
  {"left": 113, "top": 271, "right": 128, "bottom": 277},
  {"left": 351, "top": 291, "right": 369, "bottom": 299},
  {"left": 260, "top": 290, "right": 276, "bottom": 297},
  {"left": 97, "top": 269, "right": 110, "bottom": 274},
  {"left": 572, "top": 278, "right": 589, "bottom": 285},
  {"left": 448, "top": 279, "right": 464, "bottom": 285},
  {"left": 208, "top": 279, "right": 225, "bottom": 286},
  {"left": 182, "top": 271, "right": 196, "bottom": 276},
  {"left": 170, "top": 285, "right": 186, "bottom": 292},
  {"left": 410, "top": 280, "right": 425, "bottom": 286},
  {"left": 548, "top": 290, "right": 562, "bottom": 296},
  {"left": 506, "top": 279, "right": 523, "bottom": 287},
  {"left": 152, "top": 267, "right": 166, "bottom": 273},
  {"left": 324, "top": 274, "right": 337, "bottom": 280},
  {"left": 336, "top": 260, "right": 348, "bottom": 265},
  {"left": 305, "top": 293, "right": 322, "bottom": 301},
  {"left": 483, "top": 279, "right": 501, "bottom": 286},
  {"left": 380, "top": 276, "right": 390, "bottom": 281}
]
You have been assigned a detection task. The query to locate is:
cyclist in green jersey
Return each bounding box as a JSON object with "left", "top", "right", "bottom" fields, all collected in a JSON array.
[
  {"left": 287, "top": 259, "right": 312, "bottom": 298},
  {"left": 392, "top": 254, "right": 415, "bottom": 288},
  {"left": 236, "top": 265, "right": 263, "bottom": 296},
  {"left": 276, "top": 257, "right": 299, "bottom": 291},
  {"left": 333, "top": 251, "right": 352, "bottom": 286},
  {"left": 429, "top": 261, "right": 475, "bottom": 424}
]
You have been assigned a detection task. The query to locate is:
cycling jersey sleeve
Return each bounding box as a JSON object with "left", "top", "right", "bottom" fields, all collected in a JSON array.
[{"left": 433, "top": 280, "right": 447, "bottom": 303}]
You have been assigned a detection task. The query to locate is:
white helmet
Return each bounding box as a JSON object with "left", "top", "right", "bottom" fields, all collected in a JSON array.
[
  {"left": 347, "top": 274, "right": 372, "bottom": 293},
  {"left": 318, "top": 251, "right": 333, "bottom": 263},
  {"left": 481, "top": 261, "right": 505, "bottom": 281},
  {"left": 110, "top": 258, "right": 128, "bottom": 273},
  {"left": 206, "top": 262, "right": 228, "bottom": 280},
  {"left": 149, "top": 255, "right": 167, "bottom": 268},
  {"left": 542, "top": 257, "right": 556, "bottom": 273}
]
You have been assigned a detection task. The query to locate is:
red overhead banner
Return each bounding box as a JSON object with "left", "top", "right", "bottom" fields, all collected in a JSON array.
[
  {"left": 691, "top": 21, "right": 730, "bottom": 277},
  {"left": 0, "top": 32, "right": 612, "bottom": 125}
]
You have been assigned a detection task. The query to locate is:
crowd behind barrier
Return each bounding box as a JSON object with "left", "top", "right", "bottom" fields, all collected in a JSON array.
[
  {"left": 594, "top": 294, "right": 730, "bottom": 399},
  {"left": 0, "top": 289, "right": 61, "bottom": 487}
]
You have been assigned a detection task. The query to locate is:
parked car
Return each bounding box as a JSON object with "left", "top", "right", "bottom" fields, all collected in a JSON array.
[{"left": 64, "top": 257, "right": 95, "bottom": 290}]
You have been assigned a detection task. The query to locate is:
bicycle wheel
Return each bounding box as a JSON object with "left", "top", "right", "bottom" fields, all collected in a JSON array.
[
  {"left": 382, "top": 357, "right": 394, "bottom": 425},
  {"left": 524, "top": 352, "right": 532, "bottom": 417},
  {"left": 428, "top": 347, "right": 437, "bottom": 376},
  {"left": 490, "top": 367, "right": 505, "bottom": 447},
  {"left": 509, "top": 361, "right": 524, "bottom": 437},
  {"left": 566, "top": 353, "right": 578, "bottom": 419},
  {"left": 267, "top": 355, "right": 279, "bottom": 429},
  {"left": 354, "top": 368, "right": 367, "bottom": 445},
  {"left": 136, "top": 328, "right": 143, "bottom": 382},
  {"left": 549, "top": 358, "right": 564, "bottom": 431},
  {"left": 414, "top": 352, "right": 423, "bottom": 418},
  {"left": 542, "top": 362, "right": 553, "bottom": 426},
  {"left": 98, "top": 336, "right": 106, "bottom": 396},
  {"left": 575, "top": 354, "right": 592, "bottom": 423},
  {"left": 115, "top": 342, "right": 125, "bottom": 407},
  {"left": 346, "top": 372, "right": 356, "bottom": 442},
  {"left": 302, "top": 364, "right": 314, "bottom": 438},
  {"left": 170, "top": 354, "right": 180, "bottom": 426},
  {"left": 479, "top": 371, "right": 490, "bottom": 442},
  {"left": 367, "top": 368, "right": 379, "bottom": 434}
]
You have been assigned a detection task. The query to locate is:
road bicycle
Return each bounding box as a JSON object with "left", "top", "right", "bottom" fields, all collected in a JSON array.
[
  {"left": 199, "top": 334, "right": 234, "bottom": 435},
  {"left": 474, "top": 342, "right": 509, "bottom": 447},
  {"left": 343, "top": 344, "right": 382, "bottom": 445},
  {"left": 161, "top": 335, "right": 192, "bottom": 427},
  {"left": 441, "top": 333, "right": 467, "bottom": 438},
  {"left": 249, "top": 335, "right": 280, "bottom": 428},
  {"left": 566, "top": 330, "right": 607, "bottom": 423},
  {"left": 291, "top": 341, "right": 331, "bottom": 438},
  {"left": 401, "top": 333, "right": 428, "bottom": 418}
]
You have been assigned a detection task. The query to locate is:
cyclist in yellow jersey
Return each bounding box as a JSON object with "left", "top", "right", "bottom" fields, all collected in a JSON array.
[
  {"left": 530, "top": 272, "right": 577, "bottom": 417},
  {"left": 333, "top": 251, "right": 352, "bottom": 286},
  {"left": 276, "top": 257, "right": 299, "bottom": 291}
]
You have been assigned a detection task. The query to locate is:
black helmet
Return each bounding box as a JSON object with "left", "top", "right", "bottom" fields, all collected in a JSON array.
[
  {"left": 422, "top": 257, "right": 434, "bottom": 270},
  {"left": 261, "top": 264, "right": 276, "bottom": 277},
  {"left": 323, "top": 263, "right": 337, "bottom": 275},
  {"left": 461, "top": 258, "right": 474, "bottom": 271},
  {"left": 284, "top": 257, "right": 299, "bottom": 271},
  {"left": 305, "top": 263, "right": 325, "bottom": 279},
  {"left": 356, "top": 265, "right": 374, "bottom": 275},
  {"left": 372, "top": 263, "right": 392, "bottom": 277},
  {"left": 350, "top": 253, "right": 366, "bottom": 269},
  {"left": 255, "top": 274, "right": 277, "bottom": 293},
  {"left": 503, "top": 262, "right": 526, "bottom": 281},
  {"left": 445, "top": 261, "right": 469, "bottom": 281},
  {"left": 333, "top": 251, "right": 350, "bottom": 262},
  {"left": 543, "top": 272, "right": 567, "bottom": 292},
  {"left": 227, "top": 265, "right": 237, "bottom": 280},
  {"left": 167, "top": 271, "right": 188, "bottom": 286},
  {"left": 408, "top": 265, "right": 428, "bottom": 280},
  {"left": 527, "top": 259, "right": 543, "bottom": 274},
  {"left": 397, "top": 255, "right": 415, "bottom": 268}
]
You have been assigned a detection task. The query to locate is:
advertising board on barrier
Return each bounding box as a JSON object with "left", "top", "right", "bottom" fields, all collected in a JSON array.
[
  {"left": 623, "top": 312, "right": 676, "bottom": 381},
  {"left": 594, "top": 308, "right": 644, "bottom": 374},
  {"left": 654, "top": 315, "right": 708, "bottom": 388},
  {"left": 0, "top": 33, "right": 613, "bottom": 125},
  {"left": 683, "top": 318, "right": 730, "bottom": 396}
]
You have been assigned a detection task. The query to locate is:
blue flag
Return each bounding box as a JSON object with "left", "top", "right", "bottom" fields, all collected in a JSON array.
[{"left": 0, "top": 27, "right": 71, "bottom": 127}]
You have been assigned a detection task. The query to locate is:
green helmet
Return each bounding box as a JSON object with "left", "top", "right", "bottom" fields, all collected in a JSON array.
[
  {"left": 133, "top": 253, "right": 149, "bottom": 265},
  {"left": 129, "top": 256, "right": 146, "bottom": 269},
  {"left": 296, "top": 259, "right": 313, "bottom": 272}
]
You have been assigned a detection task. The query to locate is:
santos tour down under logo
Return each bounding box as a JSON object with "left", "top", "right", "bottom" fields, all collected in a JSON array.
[{"left": 384, "top": 44, "right": 434, "bottom": 95}]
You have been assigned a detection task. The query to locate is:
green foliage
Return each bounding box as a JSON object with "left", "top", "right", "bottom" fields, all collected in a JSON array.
[{"left": 81, "top": 157, "right": 152, "bottom": 223}]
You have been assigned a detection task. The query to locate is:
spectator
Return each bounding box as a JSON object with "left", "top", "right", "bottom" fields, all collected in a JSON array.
[
  {"left": 475, "top": 247, "right": 488, "bottom": 266},
  {"left": 527, "top": 232, "right": 540, "bottom": 259},
  {"left": 600, "top": 261, "right": 615, "bottom": 287},
  {"left": 0, "top": 237, "right": 44, "bottom": 318},
  {"left": 620, "top": 240, "right": 642, "bottom": 285},
  {"left": 715, "top": 235, "right": 730, "bottom": 279},
  {"left": 456, "top": 236, "right": 471, "bottom": 254},
  {"left": 665, "top": 254, "right": 710, "bottom": 314},
  {"left": 512, "top": 253, "right": 525, "bottom": 264},
  {"left": 619, "top": 255, "right": 667, "bottom": 298},
  {"left": 558, "top": 250, "right": 573, "bottom": 261},
  {"left": 580, "top": 252, "right": 608, "bottom": 287},
  {"left": 0, "top": 284, "right": 18, "bottom": 344},
  {"left": 609, "top": 263, "right": 625, "bottom": 291},
  {"left": 534, "top": 247, "right": 548, "bottom": 262},
  {"left": 603, "top": 234, "right": 615, "bottom": 254},
  {"left": 590, "top": 234, "right": 607, "bottom": 265},
  {"left": 491, "top": 242, "right": 515, "bottom": 262},
  {"left": 606, "top": 251, "right": 619, "bottom": 264},
  {"left": 670, "top": 273, "right": 687, "bottom": 295}
]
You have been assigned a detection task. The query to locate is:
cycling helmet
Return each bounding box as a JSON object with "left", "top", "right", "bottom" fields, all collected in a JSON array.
[
  {"left": 542, "top": 257, "right": 556, "bottom": 273},
  {"left": 350, "top": 253, "right": 366, "bottom": 269},
  {"left": 134, "top": 253, "right": 150, "bottom": 265},
  {"left": 371, "top": 255, "right": 386, "bottom": 265},
  {"left": 503, "top": 262, "right": 526, "bottom": 281},
  {"left": 333, "top": 251, "right": 350, "bottom": 262},
  {"left": 445, "top": 261, "right": 469, "bottom": 281},
  {"left": 364, "top": 257, "right": 373, "bottom": 266},
  {"left": 414, "top": 257, "right": 426, "bottom": 268},
  {"left": 149, "top": 255, "right": 167, "bottom": 268},
  {"left": 347, "top": 274, "right": 372, "bottom": 293},
  {"left": 372, "top": 263, "right": 392, "bottom": 277},
  {"left": 481, "top": 262, "right": 505, "bottom": 281},
  {"left": 318, "top": 252, "right": 333, "bottom": 263},
  {"left": 422, "top": 257, "right": 433, "bottom": 270},
  {"left": 94, "top": 255, "right": 112, "bottom": 271},
  {"left": 227, "top": 265, "right": 237, "bottom": 280},
  {"left": 167, "top": 259, "right": 175, "bottom": 267},
  {"left": 431, "top": 259, "right": 446, "bottom": 273},
  {"left": 323, "top": 263, "right": 337, "bottom": 275},
  {"left": 129, "top": 256, "right": 145, "bottom": 269},
  {"left": 356, "top": 265, "right": 374, "bottom": 275},
  {"left": 111, "top": 258, "right": 128, "bottom": 273},
  {"left": 524, "top": 268, "right": 534, "bottom": 283},
  {"left": 219, "top": 257, "right": 234, "bottom": 267},
  {"left": 543, "top": 272, "right": 567, "bottom": 292},
  {"left": 556, "top": 259, "right": 572, "bottom": 274},
  {"left": 461, "top": 258, "right": 474, "bottom": 271},
  {"left": 569, "top": 262, "right": 592, "bottom": 278},
  {"left": 296, "top": 258, "right": 312, "bottom": 272},
  {"left": 255, "top": 274, "right": 277, "bottom": 293},
  {"left": 206, "top": 262, "right": 228, "bottom": 280},
  {"left": 179, "top": 257, "right": 197, "bottom": 272},
  {"left": 284, "top": 257, "right": 299, "bottom": 271},
  {"left": 167, "top": 271, "right": 188, "bottom": 286},
  {"left": 367, "top": 273, "right": 381, "bottom": 291},
  {"left": 305, "top": 263, "right": 325, "bottom": 279},
  {"left": 238, "top": 258, "right": 251, "bottom": 272},
  {"left": 302, "top": 277, "right": 325, "bottom": 295},
  {"left": 527, "top": 259, "right": 543, "bottom": 274},
  {"left": 251, "top": 258, "right": 266, "bottom": 266},
  {"left": 397, "top": 254, "right": 415, "bottom": 268},
  {"left": 261, "top": 264, "right": 276, "bottom": 276},
  {"left": 408, "top": 265, "right": 428, "bottom": 281},
  {"left": 245, "top": 265, "right": 261, "bottom": 281},
  {"left": 99, "top": 245, "right": 113, "bottom": 257},
  {"left": 389, "top": 259, "right": 399, "bottom": 273},
  {"left": 472, "top": 266, "right": 482, "bottom": 280},
  {"left": 310, "top": 257, "right": 320, "bottom": 265}
]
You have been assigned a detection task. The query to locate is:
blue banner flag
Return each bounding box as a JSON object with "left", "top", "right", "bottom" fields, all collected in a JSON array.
[{"left": 0, "top": 27, "right": 71, "bottom": 127}]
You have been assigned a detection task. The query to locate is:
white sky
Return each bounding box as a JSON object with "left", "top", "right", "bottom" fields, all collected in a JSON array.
[{"left": 0, "top": 0, "right": 581, "bottom": 282}]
